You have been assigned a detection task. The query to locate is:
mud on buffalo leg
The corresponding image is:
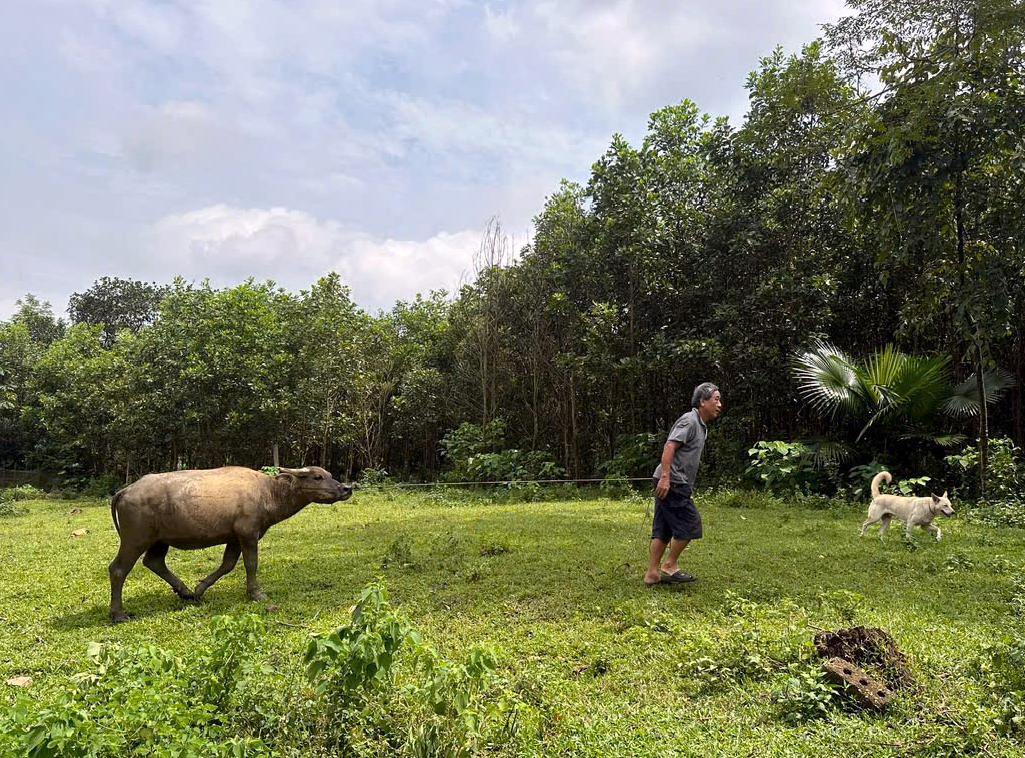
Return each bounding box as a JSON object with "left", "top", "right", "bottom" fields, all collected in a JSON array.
[
  {"left": 194, "top": 541, "right": 242, "bottom": 599},
  {"left": 142, "top": 542, "right": 196, "bottom": 600}
]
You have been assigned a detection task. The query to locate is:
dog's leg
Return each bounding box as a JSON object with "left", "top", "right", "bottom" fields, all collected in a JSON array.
[
  {"left": 926, "top": 523, "right": 941, "bottom": 541},
  {"left": 878, "top": 514, "right": 891, "bottom": 540}
]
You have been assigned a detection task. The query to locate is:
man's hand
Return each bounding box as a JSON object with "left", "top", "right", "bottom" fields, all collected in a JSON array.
[{"left": 655, "top": 475, "right": 671, "bottom": 499}]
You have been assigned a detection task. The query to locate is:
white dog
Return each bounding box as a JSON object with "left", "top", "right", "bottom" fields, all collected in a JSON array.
[{"left": 859, "top": 471, "right": 955, "bottom": 542}]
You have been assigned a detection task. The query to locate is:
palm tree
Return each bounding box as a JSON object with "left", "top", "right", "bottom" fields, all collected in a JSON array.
[{"left": 792, "top": 339, "right": 1013, "bottom": 465}]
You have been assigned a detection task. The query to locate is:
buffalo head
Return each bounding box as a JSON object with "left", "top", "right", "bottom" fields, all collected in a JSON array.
[{"left": 277, "top": 466, "right": 353, "bottom": 503}]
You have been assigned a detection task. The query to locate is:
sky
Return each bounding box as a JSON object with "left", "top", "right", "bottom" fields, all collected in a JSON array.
[{"left": 0, "top": 0, "right": 848, "bottom": 319}]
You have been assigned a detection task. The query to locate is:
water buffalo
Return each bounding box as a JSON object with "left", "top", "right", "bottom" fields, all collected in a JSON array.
[{"left": 108, "top": 465, "right": 352, "bottom": 623}]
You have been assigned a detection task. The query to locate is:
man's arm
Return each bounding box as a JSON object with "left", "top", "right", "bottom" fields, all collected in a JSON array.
[{"left": 655, "top": 440, "right": 681, "bottom": 499}]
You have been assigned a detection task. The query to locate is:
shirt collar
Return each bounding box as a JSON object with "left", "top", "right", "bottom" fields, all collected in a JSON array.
[{"left": 692, "top": 407, "right": 707, "bottom": 431}]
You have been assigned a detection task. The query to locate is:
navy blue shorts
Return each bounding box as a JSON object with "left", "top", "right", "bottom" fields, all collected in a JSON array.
[{"left": 652, "top": 481, "right": 703, "bottom": 541}]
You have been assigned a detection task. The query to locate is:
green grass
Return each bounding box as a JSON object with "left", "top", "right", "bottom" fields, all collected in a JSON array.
[{"left": 2, "top": 488, "right": 1024, "bottom": 756}]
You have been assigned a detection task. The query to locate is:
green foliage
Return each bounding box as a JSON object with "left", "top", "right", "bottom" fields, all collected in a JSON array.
[
  {"left": 0, "top": 501, "right": 28, "bottom": 518},
  {"left": 846, "top": 461, "right": 888, "bottom": 500},
  {"left": 10, "top": 294, "right": 66, "bottom": 346},
  {"left": 816, "top": 589, "right": 865, "bottom": 626},
  {"left": 946, "top": 439, "right": 1025, "bottom": 528},
  {"left": 0, "top": 484, "right": 43, "bottom": 503},
  {"left": 708, "top": 487, "right": 785, "bottom": 509},
  {"left": 77, "top": 474, "right": 121, "bottom": 499},
  {"left": 66, "top": 277, "right": 169, "bottom": 349},
  {"left": 380, "top": 535, "right": 415, "bottom": 570},
  {"left": 975, "top": 627, "right": 1025, "bottom": 737},
  {"left": 304, "top": 580, "right": 520, "bottom": 756},
  {"left": 793, "top": 340, "right": 959, "bottom": 445},
  {"left": 440, "top": 419, "right": 564, "bottom": 483},
  {"left": 0, "top": 484, "right": 42, "bottom": 516},
  {"left": 357, "top": 467, "right": 390, "bottom": 488},
  {"left": 770, "top": 662, "right": 835, "bottom": 723},
  {"left": 304, "top": 581, "right": 412, "bottom": 703},
  {"left": 745, "top": 441, "right": 825, "bottom": 494},
  {"left": 597, "top": 432, "right": 659, "bottom": 481},
  {"left": 0, "top": 615, "right": 270, "bottom": 758}
]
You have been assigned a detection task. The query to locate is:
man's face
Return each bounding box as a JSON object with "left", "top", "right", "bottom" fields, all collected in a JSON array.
[{"left": 699, "top": 391, "right": 722, "bottom": 421}]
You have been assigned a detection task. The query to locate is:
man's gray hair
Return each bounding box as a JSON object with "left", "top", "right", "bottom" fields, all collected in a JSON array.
[{"left": 692, "top": 382, "right": 720, "bottom": 409}]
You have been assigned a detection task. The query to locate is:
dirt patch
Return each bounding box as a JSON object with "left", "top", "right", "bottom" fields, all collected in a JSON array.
[{"left": 814, "top": 625, "right": 916, "bottom": 691}]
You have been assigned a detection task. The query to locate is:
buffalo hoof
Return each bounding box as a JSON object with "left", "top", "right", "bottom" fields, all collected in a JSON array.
[
  {"left": 248, "top": 590, "right": 268, "bottom": 601},
  {"left": 110, "top": 610, "right": 132, "bottom": 624},
  {"left": 176, "top": 588, "right": 197, "bottom": 601},
  {"left": 193, "top": 584, "right": 207, "bottom": 600}
]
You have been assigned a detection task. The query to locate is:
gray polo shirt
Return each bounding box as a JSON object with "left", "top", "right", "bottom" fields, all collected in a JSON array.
[{"left": 652, "top": 408, "right": 708, "bottom": 486}]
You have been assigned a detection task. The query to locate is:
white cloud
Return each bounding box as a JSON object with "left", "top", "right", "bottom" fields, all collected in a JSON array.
[
  {"left": 484, "top": 5, "right": 520, "bottom": 41},
  {"left": 149, "top": 205, "right": 479, "bottom": 311}
]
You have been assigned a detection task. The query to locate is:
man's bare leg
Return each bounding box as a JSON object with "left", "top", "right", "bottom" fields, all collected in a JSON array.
[
  {"left": 660, "top": 538, "right": 690, "bottom": 576},
  {"left": 644, "top": 538, "right": 668, "bottom": 584}
]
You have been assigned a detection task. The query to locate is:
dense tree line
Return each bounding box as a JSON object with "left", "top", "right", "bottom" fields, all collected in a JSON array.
[{"left": 1, "top": 0, "right": 1023, "bottom": 488}]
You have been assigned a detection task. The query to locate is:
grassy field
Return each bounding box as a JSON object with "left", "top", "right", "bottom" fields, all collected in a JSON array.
[{"left": 2, "top": 487, "right": 1024, "bottom": 757}]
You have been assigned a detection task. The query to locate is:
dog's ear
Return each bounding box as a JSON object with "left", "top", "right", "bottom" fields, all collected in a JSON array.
[{"left": 932, "top": 493, "right": 940, "bottom": 502}]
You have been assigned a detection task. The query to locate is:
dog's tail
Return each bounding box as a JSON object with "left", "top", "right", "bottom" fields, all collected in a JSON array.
[{"left": 871, "top": 471, "right": 892, "bottom": 499}]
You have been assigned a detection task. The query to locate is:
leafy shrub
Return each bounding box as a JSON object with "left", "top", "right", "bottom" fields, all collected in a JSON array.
[
  {"left": 770, "top": 661, "right": 835, "bottom": 723},
  {"left": 0, "top": 484, "right": 43, "bottom": 516},
  {"left": 848, "top": 462, "right": 934, "bottom": 499},
  {"left": 947, "top": 437, "right": 1023, "bottom": 499},
  {"left": 0, "top": 500, "right": 29, "bottom": 517},
  {"left": 975, "top": 628, "right": 1025, "bottom": 737},
  {"left": 846, "top": 461, "right": 889, "bottom": 500},
  {"left": 946, "top": 438, "right": 1025, "bottom": 528},
  {"left": 440, "top": 419, "right": 564, "bottom": 483},
  {"left": 0, "top": 615, "right": 271, "bottom": 758},
  {"left": 0, "top": 484, "right": 44, "bottom": 503},
  {"left": 304, "top": 580, "right": 525, "bottom": 756},
  {"left": 80, "top": 474, "right": 121, "bottom": 498},
  {"left": 357, "top": 467, "right": 390, "bottom": 488},
  {"left": 746, "top": 441, "right": 831, "bottom": 494}
]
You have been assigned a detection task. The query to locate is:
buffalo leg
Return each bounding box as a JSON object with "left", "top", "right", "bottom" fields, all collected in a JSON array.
[
  {"left": 142, "top": 542, "right": 195, "bottom": 600},
  {"left": 109, "top": 542, "right": 147, "bottom": 623},
  {"left": 240, "top": 539, "right": 267, "bottom": 601},
  {"left": 194, "top": 541, "right": 242, "bottom": 599}
]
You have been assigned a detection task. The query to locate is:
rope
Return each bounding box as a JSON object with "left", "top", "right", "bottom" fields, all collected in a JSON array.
[{"left": 381, "top": 477, "right": 654, "bottom": 488}]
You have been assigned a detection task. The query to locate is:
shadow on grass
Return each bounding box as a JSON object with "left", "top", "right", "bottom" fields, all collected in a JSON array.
[{"left": 50, "top": 589, "right": 200, "bottom": 630}]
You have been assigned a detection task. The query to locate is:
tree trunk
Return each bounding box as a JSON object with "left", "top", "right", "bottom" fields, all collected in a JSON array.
[
  {"left": 570, "top": 376, "right": 579, "bottom": 478},
  {"left": 976, "top": 340, "right": 988, "bottom": 500}
]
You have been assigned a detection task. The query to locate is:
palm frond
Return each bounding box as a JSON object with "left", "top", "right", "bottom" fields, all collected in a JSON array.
[
  {"left": 897, "top": 354, "right": 951, "bottom": 421},
  {"left": 799, "top": 438, "right": 858, "bottom": 467},
  {"left": 896, "top": 428, "right": 968, "bottom": 447},
  {"left": 792, "top": 339, "right": 862, "bottom": 418},
  {"left": 943, "top": 367, "right": 1016, "bottom": 417}
]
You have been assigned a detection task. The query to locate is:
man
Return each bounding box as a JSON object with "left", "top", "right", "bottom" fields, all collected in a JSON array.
[{"left": 643, "top": 382, "right": 722, "bottom": 586}]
